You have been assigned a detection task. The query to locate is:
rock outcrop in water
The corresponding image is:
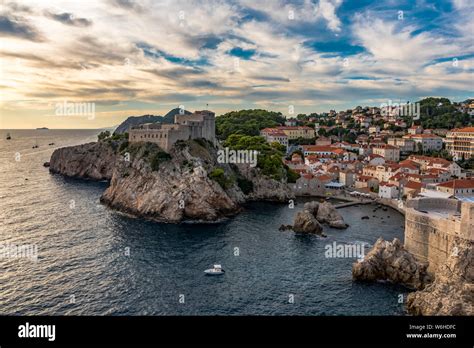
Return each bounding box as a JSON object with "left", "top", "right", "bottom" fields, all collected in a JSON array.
[
  {"left": 315, "top": 201, "right": 348, "bottom": 229},
  {"left": 293, "top": 210, "right": 323, "bottom": 234},
  {"left": 49, "top": 138, "right": 293, "bottom": 222},
  {"left": 296, "top": 201, "right": 348, "bottom": 229},
  {"left": 291, "top": 200, "right": 347, "bottom": 234},
  {"left": 406, "top": 238, "right": 474, "bottom": 315},
  {"left": 352, "top": 238, "right": 432, "bottom": 289}
]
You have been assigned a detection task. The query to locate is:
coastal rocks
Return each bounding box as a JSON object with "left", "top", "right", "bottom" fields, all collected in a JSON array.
[
  {"left": 406, "top": 238, "right": 474, "bottom": 316},
  {"left": 303, "top": 201, "right": 319, "bottom": 215},
  {"left": 316, "top": 202, "right": 348, "bottom": 229},
  {"left": 291, "top": 200, "right": 347, "bottom": 234},
  {"left": 352, "top": 238, "right": 432, "bottom": 290},
  {"left": 49, "top": 141, "right": 118, "bottom": 180},
  {"left": 300, "top": 201, "right": 348, "bottom": 229},
  {"left": 293, "top": 210, "right": 323, "bottom": 234}
]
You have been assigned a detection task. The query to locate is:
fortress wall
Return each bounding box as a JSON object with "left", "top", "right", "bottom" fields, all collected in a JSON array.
[
  {"left": 165, "top": 127, "right": 191, "bottom": 151},
  {"left": 460, "top": 201, "right": 474, "bottom": 240},
  {"left": 404, "top": 198, "right": 473, "bottom": 274},
  {"left": 130, "top": 110, "right": 216, "bottom": 150},
  {"left": 405, "top": 209, "right": 457, "bottom": 273},
  {"left": 406, "top": 197, "right": 461, "bottom": 211}
]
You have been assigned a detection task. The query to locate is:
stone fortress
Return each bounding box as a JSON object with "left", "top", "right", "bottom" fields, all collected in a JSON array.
[
  {"left": 404, "top": 197, "right": 474, "bottom": 273},
  {"left": 129, "top": 110, "right": 215, "bottom": 151}
]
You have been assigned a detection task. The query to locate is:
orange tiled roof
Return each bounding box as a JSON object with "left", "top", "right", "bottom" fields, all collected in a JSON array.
[{"left": 437, "top": 179, "right": 474, "bottom": 189}]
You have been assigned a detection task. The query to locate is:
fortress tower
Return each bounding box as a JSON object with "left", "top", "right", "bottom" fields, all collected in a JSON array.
[
  {"left": 129, "top": 110, "right": 216, "bottom": 151},
  {"left": 404, "top": 197, "right": 474, "bottom": 273}
]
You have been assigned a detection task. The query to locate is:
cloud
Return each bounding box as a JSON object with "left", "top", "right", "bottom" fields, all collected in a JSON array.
[
  {"left": 315, "top": 0, "right": 343, "bottom": 32},
  {"left": 352, "top": 14, "right": 458, "bottom": 65},
  {"left": 0, "top": 0, "right": 472, "bottom": 128},
  {"left": 0, "top": 15, "right": 43, "bottom": 41},
  {"left": 109, "top": 0, "right": 144, "bottom": 13},
  {"left": 45, "top": 11, "right": 92, "bottom": 27}
]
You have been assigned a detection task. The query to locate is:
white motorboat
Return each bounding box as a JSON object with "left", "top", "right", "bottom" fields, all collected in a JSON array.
[{"left": 204, "top": 264, "right": 225, "bottom": 275}]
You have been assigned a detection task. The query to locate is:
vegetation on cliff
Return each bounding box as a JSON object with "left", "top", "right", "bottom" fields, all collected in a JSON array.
[
  {"left": 216, "top": 109, "right": 286, "bottom": 140},
  {"left": 223, "top": 134, "right": 299, "bottom": 182}
]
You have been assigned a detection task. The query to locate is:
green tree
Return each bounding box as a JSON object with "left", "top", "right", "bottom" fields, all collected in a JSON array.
[{"left": 216, "top": 109, "right": 286, "bottom": 139}]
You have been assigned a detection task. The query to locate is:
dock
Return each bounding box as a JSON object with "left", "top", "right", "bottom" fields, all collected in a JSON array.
[{"left": 334, "top": 200, "right": 373, "bottom": 209}]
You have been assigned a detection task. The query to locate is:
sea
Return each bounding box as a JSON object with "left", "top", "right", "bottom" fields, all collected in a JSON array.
[{"left": 0, "top": 129, "right": 408, "bottom": 315}]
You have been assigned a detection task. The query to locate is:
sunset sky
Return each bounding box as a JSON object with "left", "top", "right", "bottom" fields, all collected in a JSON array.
[{"left": 0, "top": 0, "right": 473, "bottom": 129}]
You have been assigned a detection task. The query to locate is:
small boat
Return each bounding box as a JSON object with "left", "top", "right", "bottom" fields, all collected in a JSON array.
[
  {"left": 204, "top": 264, "right": 225, "bottom": 276},
  {"left": 6, "top": 133, "right": 11, "bottom": 140}
]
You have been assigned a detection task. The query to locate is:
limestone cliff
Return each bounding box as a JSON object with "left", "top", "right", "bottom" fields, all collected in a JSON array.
[
  {"left": 100, "top": 140, "right": 243, "bottom": 222},
  {"left": 49, "top": 138, "right": 293, "bottom": 222},
  {"left": 235, "top": 163, "right": 293, "bottom": 202},
  {"left": 406, "top": 238, "right": 473, "bottom": 315},
  {"left": 352, "top": 238, "right": 432, "bottom": 290},
  {"left": 352, "top": 237, "right": 473, "bottom": 316},
  {"left": 49, "top": 141, "right": 118, "bottom": 180}
]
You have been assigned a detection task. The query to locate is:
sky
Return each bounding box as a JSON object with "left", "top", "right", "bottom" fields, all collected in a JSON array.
[{"left": 0, "top": 0, "right": 473, "bottom": 129}]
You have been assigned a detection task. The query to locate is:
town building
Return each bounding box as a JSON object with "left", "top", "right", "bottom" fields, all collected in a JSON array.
[
  {"left": 275, "top": 126, "right": 315, "bottom": 140},
  {"left": 355, "top": 175, "right": 379, "bottom": 190},
  {"left": 436, "top": 179, "right": 474, "bottom": 196},
  {"left": 372, "top": 144, "right": 400, "bottom": 162},
  {"left": 444, "top": 127, "right": 474, "bottom": 160},
  {"left": 339, "top": 169, "right": 356, "bottom": 187},
  {"left": 403, "top": 134, "right": 443, "bottom": 152},
  {"left": 260, "top": 128, "right": 289, "bottom": 149},
  {"left": 378, "top": 182, "right": 399, "bottom": 199},
  {"left": 387, "top": 137, "right": 415, "bottom": 153},
  {"left": 407, "top": 125, "right": 423, "bottom": 135}
]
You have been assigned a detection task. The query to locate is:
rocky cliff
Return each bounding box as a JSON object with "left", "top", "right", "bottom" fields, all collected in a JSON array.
[
  {"left": 49, "top": 141, "right": 118, "bottom": 180},
  {"left": 352, "top": 237, "right": 473, "bottom": 315},
  {"left": 352, "top": 238, "right": 432, "bottom": 290},
  {"left": 406, "top": 238, "right": 473, "bottom": 315},
  {"left": 100, "top": 140, "right": 243, "bottom": 222},
  {"left": 49, "top": 138, "right": 293, "bottom": 222},
  {"left": 235, "top": 163, "right": 293, "bottom": 202}
]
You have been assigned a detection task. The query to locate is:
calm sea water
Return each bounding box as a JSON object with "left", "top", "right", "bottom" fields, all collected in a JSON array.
[{"left": 0, "top": 129, "right": 407, "bottom": 315}]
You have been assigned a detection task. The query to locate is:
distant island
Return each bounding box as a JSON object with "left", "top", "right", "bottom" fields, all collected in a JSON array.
[{"left": 36, "top": 127, "right": 49, "bottom": 130}]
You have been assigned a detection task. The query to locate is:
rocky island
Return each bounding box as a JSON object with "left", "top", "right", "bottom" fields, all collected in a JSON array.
[{"left": 291, "top": 200, "right": 348, "bottom": 234}]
